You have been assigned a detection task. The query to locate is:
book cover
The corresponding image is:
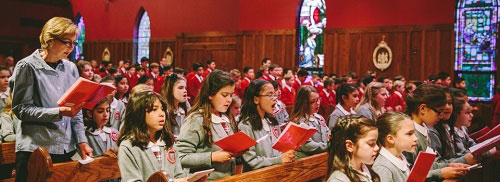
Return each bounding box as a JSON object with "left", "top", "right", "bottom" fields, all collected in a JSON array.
[
  {"left": 272, "top": 122, "right": 317, "bottom": 152},
  {"left": 476, "top": 124, "right": 500, "bottom": 143},
  {"left": 57, "top": 77, "right": 116, "bottom": 110},
  {"left": 187, "top": 169, "right": 214, "bottom": 182},
  {"left": 470, "top": 135, "right": 500, "bottom": 156},
  {"left": 407, "top": 152, "right": 436, "bottom": 182},
  {"left": 214, "top": 131, "right": 258, "bottom": 153},
  {"left": 470, "top": 126, "right": 490, "bottom": 140}
]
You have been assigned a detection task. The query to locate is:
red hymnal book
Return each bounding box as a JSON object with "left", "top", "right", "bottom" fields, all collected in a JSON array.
[
  {"left": 57, "top": 77, "right": 116, "bottom": 110},
  {"left": 476, "top": 124, "right": 500, "bottom": 143},
  {"left": 214, "top": 131, "right": 267, "bottom": 153},
  {"left": 470, "top": 126, "right": 490, "bottom": 140},
  {"left": 469, "top": 135, "right": 500, "bottom": 156},
  {"left": 407, "top": 152, "right": 436, "bottom": 182},
  {"left": 272, "top": 122, "right": 317, "bottom": 152}
]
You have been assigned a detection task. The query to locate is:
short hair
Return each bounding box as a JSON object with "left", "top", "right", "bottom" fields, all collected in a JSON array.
[
  {"left": 377, "top": 76, "right": 389, "bottom": 83},
  {"left": 100, "top": 76, "right": 115, "bottom": 83},
  {"left": 40, "top": 17, "right": 79, "bottom": 49},
  {"left": 297, "top": 69, "right": 309, "bottom": 77},
  {"left": 324, "top": 78, "right": 334, "bottom": 87},
  {"left": 138, "top": 75, "right": 153, "bottom": 84},
  {"left": 174, "top": 67, "right": 184, "bottom": 74},
  {"left": 394, "top": 80, "right": 404, "bottom": 88},
  {"left": 362, "top": 76, "right": 375, "bottom": 86},
  {"left": 150, "top": 63, "right": 159, "bottom": 68},
  {"left": 393, "top": 75, "right": 404, "bottom": 81},
  {"left": 283, "top": 73, "right": 294, "bottom": 81},
  {"left": 260, "top": 65, "right": 269, "bottom": 71},
  {"left": 140, "top": 57, "right": 149, "bottom": 63},
  {"left": 262, "top": 57, "right": 270, "bottom": 65},
  {"left": 229, "top": 69, "right": 241, "bottom": 77},
  {"left": 437, "top": 72, "right": 450, "bottom": 80},
  {"left": 206, "top": 60, "right": 215, "bottom": 65},
  {"left": 192, "top": 62, "right": 203, "bottom": 71},
  {"left": 243, "top": 66, "right": 253, "bottom": 73},
  {"left": 269, "top": 64, "right": 280, "bottom": 71}
]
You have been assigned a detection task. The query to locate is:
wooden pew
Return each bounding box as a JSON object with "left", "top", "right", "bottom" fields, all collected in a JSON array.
[
  {"left": 27, "top": 147, "right": 120, "bottom": 182},
  {"left": 0, "top": 142, "right": 15, "bottom": 165},
  {"left": 147, "top": 171, "right": 169, "bottom": 182},
  {"left": 214, "top": 152, "right": 328, "bottom": 182}
]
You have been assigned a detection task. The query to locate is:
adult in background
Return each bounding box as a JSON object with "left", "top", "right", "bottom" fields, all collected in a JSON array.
[{"left": 10, "top": 17, "right": 93, "bottom": 181}]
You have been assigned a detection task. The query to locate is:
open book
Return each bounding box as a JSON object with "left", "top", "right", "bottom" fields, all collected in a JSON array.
[
  {"left": 476, "top": 124, "right": 500, "bottom": 143},
  {"left": 469, "top": 135, "right": 500, "bottom": 156},
  {"left": 272, "top": 122, "right": 317, "bottom": 153},
  {"left": 214, "top": 131, "right": 268, "bottom": 153},
  {"left": 187, "top": 169, "right": 214, "bottom": 182},
  {"left": 407, "top": 152, "right": 436, "bottom": 182},
  {"left": 57, "top": 77, "right": 116, "bottom": 110}
]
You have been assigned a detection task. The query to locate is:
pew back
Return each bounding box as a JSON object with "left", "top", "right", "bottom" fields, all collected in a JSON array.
[{"left": 0, "top": 143, "right": 15, "bottom": 165}]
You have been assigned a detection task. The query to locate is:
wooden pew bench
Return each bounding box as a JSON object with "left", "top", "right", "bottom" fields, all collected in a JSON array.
[
  {"left": 214, "top": 152, "right": 328, "bottom": 182},
  {"left": 27, "top": 147, "right": 120, "bottom": 182},
  {"left": 0, "top": 142, "right": 15, "bottom": 165}
]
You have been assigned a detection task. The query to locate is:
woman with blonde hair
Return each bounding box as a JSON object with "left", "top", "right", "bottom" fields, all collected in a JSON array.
[
  {"left": 10, "top": 17, "right": 92, "bottom": 181},
  {"left": 355, "top": 82, "right": 389, "bottom": 121}
]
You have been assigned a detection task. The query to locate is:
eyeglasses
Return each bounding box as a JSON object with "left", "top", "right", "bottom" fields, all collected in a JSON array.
[
  {"left": 54, "top": 37, "right": 78, "bottom": 47},
  {"left": 427, "top": 106, "right": 443, "bottom": 115}
]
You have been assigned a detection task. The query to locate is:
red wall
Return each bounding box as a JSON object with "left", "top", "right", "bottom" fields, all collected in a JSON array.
[
  {"left": 70, "top": 0, "right": 240, "bottom": 40},
  {"left": 239, "top": 0, "right": 456, "bottom": 30},
  {"left": 71, "top": 0, "right": 457, "bottom": 40}
]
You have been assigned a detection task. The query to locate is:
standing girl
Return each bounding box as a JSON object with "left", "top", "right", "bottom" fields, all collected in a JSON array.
[
  {"left": 83, "top": 97, "right": 118, "bottom": 157},
  {"left": 355, "top": 82, "right": 389, "bottom": 121},
  {"left": 326, "top": 115, "right": 380, "bottom": 182},
  {"left": 118, "top": 91, "right": 187, "bottom": 181},
  {"left": 289, "top": 86, "right": 330, "bottom": 158},
  {"left": 175, "top": 70, "right": 241, "bottom": 180},
  {"left": 238, "top": 80, "right": 295, "bottom": 171},
  {"left": 373, "top": 112, "right": 417, "bottom": 181},
  {"left": 328, "top": 84, "right": 360, "bottom": 130},
  {"left": 161, "top": 74, "right": 189, "bottom": 136}
]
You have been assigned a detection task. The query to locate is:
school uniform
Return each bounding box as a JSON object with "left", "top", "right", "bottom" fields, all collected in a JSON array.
[
  {"left": 403, "top": 122, "right": 449, "bottom": 181},
  {"left": 328, "top": 104, "right": 357, "bottom": 130},
  {"left": 171, "top": 107, "right": 186, "bottom": 136},
  {"left": 85, "top": 126, "right": 118, "bottom": 157},
  {"left": 373, "top": 147, "right": 410, "bottom": 182},
  {"left": 187, "top": 74, "right": 203, "bottom": 105},
  {"left": 240, "top": 77, "right": 251, "bottom": 97},
  {"left": 319, "top": 89, "right": 336, "bottom": 113},
  {"left": 126, "top": 73, "right": 139, "bottom": 91},
  {"left": 118, "top": 139, "right": 186, "bottom": 181},
  {"left": 0, "top": 112, "right": 19, "bottom": 142},
  {"left": 386, "top": 91, "right": 406, "bottom": 111},
  {"left": 202, "top": 68, "right": 212, "bottom": 78},
  {"left": 238, "top": 117, "right": 282, "bottom": 171},
  {"left": 175, "top": 112, "right": 236, "bottom": 180},
  {"left": 273, "top": 100, "right": 289, "bottom": 126},
  {"left": 355, "top": 103, "right": 376, "bottom": 121},
  {"left": 327, "top": 164, "right": 374, "bottom": 182},
  {"left": 0, "top": 88, "right": 9, "bottom": 113},
  {"left": 280, "top": 84, "right": 295, "bottom": 105},
  {"left": 296, "top": 113, "right": 329, "bottom": 158},
  {"left": 453, "top": 126, "right": 476, "bottom": 155},
  {"left": 109, "top": 98, "right": 126, "bottom": 130},
  {"left": 428, "top": 125, "right": 468, "bottom": 163},
  {"left": 150, "top": 73, "right": 165, "bottom": 93}
]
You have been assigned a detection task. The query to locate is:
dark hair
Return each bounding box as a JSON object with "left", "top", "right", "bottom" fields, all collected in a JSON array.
[
  {"left": 138, "top": 75, "right": 152, "bottom": 84},
  {"left": 362, "top": 76, "right": 375, "bottom": 86},
  {"left": 243, "top": 66, "right": 253, "bottom": 74},
  {"left": 84, "top": 97, "right": 112, "bottom": 132},
  {"left": 188, "top": 70, "right": 237, "bottom": 145},
  {"left": 160, "top": 74, "right": 187, "bottom": 128},
  {"left": 136, "top": 66, "right": 145, "bottom": 71},
  {"left": 174, "top": 67, "right": 184, "bottom": 74},
  {"left": 118, "top": 91, "right": 175, "bottom": 149},
  {"left": 406, "top": 84, "right": 446, "bottom": 115},
  {"left": 377, "top": 76, "right": 388, "bottom": 83},
  {"left": 450, "top": 88, "right": 468, "bottom": 98},
  {"left": 446, "top": 97, "right": 468, "bottom": 152},
  {"left": 76, "top": 61, "right": 91, "bottom": 76},
  {"left": 114, "top": 75, "right": 129, "bottom": 99},
  {"left": 206, "top": 60, "right": 215, "bottom": 65},
  {"left": 108, "top": 67, "right": 118, "bottom": 75},
  {"left": 326, "top": 115, "right": 380, "bottom": 182},
  {"left": 100, "top": 76, "right": 115, "bottom": 83},
  {"left": 337, "top": 84, "right": 358, "bottom": 105},
  {"left": 262, "top": 58, "right": 270, "bottom": 65},
  {"left": 453, "top": 77, "right": 465, "bottom": 88},
  {"left": 269, "top": 80, "right": 280, "bottom": 90},
  {"left": 434, "top": 90, "right": 457, "bottom": 159},
  {"left": 192, "top": 62, "right": 203, "bottom": 71},
  {"left": 323, "top": 78, "right": 334, "bottom": 87},
  {"left": 164, "top": 65, "right": 172, "bottom": 70},
  {"left": 140, "top": 57, "right": 149, "bottom": 63},
  {"left": 290, "top": 86, "right": 317, "bottom": 123},
  {"left": 376, "top": 112, "right": 411, "bottom": 146},
  {"left": 437, "top": 72, "right": 450, "bottom": 80},
  {"left": 240, "top": 80, "right": 279, "bottom": 130},
  {"left": 297, "top": 69, "right": 309, "bottom": 77},
  {"left": 269, "top": 64, "right": 280, "bottom": 71},
  {"left": 428, "top": 75, "right": 438, "bottom": 82}
]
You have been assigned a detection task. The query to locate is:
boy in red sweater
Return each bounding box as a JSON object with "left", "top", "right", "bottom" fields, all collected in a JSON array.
[
  {"left": 187, "top": 63, "right": 204, "bottom": 104},
  {"left": 281, "top": 74, "right": 296, "bottom": 105},
  {"left": 240, "top": 66, "right": 254, "bottom": 97}
]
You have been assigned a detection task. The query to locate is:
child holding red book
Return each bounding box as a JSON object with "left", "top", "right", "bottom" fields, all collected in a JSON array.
[
  {"left": 289, "top": 86, "right": 330, "bottom": 158},
  {"left": 238, "top": 80, "right": 295, "bottom": 172}
]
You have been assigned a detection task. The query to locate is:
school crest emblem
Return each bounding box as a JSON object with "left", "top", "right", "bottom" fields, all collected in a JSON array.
[
  {"left": 272, "top": 126, "right": 279, "bottom": 138},
  {"left": 167, "top": 148, "right": 176, "bottom": 164},
  {"left": 114, "top": 112, "right": 121, "bottom": 121},
  {"left": 110, "top": 130, "right": 119, "bottom": 141}
]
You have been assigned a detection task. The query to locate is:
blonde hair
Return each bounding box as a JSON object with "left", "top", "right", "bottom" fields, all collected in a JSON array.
[
  {"left": 394, "top": 80, "right": 405, "bottom": 88},
  {"left": 130, "top": 84, "right": 153, "bottom": 96},
  {"left": 40, "top": 17, "right": 80, "bottom": 49},
  {"left": 229, "top": 69, "right": 241, "bottom": 78},
  {"left": 283, "top": 73, "right": 294, "bottom": 81},
  {"left": 356, "top": 82, "right": 385, "bottom": 119}
]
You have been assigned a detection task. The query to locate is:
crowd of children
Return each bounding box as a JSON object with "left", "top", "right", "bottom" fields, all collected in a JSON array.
[{"left": 1, "top": 55, "right": 499, "bottom": 182}]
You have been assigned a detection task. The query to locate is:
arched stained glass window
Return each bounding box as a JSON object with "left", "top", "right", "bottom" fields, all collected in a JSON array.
[
  {"left": 135, "top": 10, "right": 151, "bottom": 63},
  {"left": 72, "top": 14, "right": 85, "bottom": 61},
  {"left": 297, "top": 0, "right": 326, "bottom": 70},
  {"left": 455, "top": 0, "right": 499, "bottom": 101}
]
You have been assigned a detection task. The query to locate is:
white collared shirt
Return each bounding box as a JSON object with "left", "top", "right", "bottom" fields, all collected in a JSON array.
[
  {"left": 336, "top": 103, "right": 356, "bottom": 115},
  {"left": 244, "top": 77, "right": 251, "bottom": 83},
  {"left": 379, "top": 147, "right": 410, "bottom": 176},
  {"left": 283, "top": 84, "right": 293, "bottom": 92},
  {"left": 195, "top": 74, "right": 203, "bottom": 83},
  {"left": 269, "top": 75, "right": 276, "bottom": 81},
  {"left": 414, "top": 122, "right": 428, "bottom": 138},
  {"left": 322, "top": 89, "right": 330, "bottom": 97},
  {"left": 394, "top": 91, "right": 403, "bottom": 98},
  {"left": 147, "top": 139, "right": 166, "bottom": 152},
  {"left": 91, "top": 126, "right": 113, "bottom": 142},
  {"left": 211, "top": 113, "right": 230, "bottom": 124},
  {"left": 454, "top": 126, "right": 467, "bottom": 138}
]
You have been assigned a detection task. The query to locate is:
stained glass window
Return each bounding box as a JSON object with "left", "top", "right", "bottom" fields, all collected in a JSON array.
[
  {"left": 72, "top": 15, "right": 85, "bottom": 61},
  {"left": 455, "top": 0, "right": 499, "bottom": 101},
  {"left": 297, "top": 0, "right": 326, "bottom": 69},
  {"left": 137, "top": 11, "right": 151, "bottom": 63}
]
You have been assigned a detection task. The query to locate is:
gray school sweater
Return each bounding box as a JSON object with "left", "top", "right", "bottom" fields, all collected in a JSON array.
[
  {"left": 427, "top": 125, "right": 468, "bottom": 164},
  {"left": 296, "top": 113, "right": 329, "bottom": 158},
  {"left": 238, "top": 117, "right": 282, "bottom": 171},
  {"left": 171, "top": 107, "right": 186, "bottom": 136},
  {"left": 453, "top": 126, "right": 476, "bottom": 155},
  {"left": 0, "top": 112, "right": 18, "bottom": 142},
  {"left": 118, "top": 139, "right": 186, "bottom": 182},
  {"left": 175, "top": 112, "right": 236, "bottom": 180},
  {"left": 327, "top": 165, "right": 374, "bottom": 182},
  {"left": 403, "top": 123, "right": 449, "bottom": 181},
  {"left": 372, "top": 148, "right": 410, "bottom": 182},
  {"left": 273, "top": 101, "right": 289, "bottom": 126},
  {"left": 328, "top": 104, "right": 356, "bottom": 130},
  {"left": 109, "top": 98, "right": 126, "bottom": 130},
  {"left": 85, "top": 126, "right": 118, "bottom": 157}
]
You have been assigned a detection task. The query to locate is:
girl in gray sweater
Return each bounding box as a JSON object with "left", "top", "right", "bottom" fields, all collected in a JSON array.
[
  {"left": 160, "top": 74, "right": 189, "bottom": 136},
  {"left": 83, "top": 97, "right": 118, "bottom": 157},
  {"left": 118, "top": 91, "right": 188, "bottom": 182},
  {"left": 238, "top": 80, "right": 295, "bottom": 172}
]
